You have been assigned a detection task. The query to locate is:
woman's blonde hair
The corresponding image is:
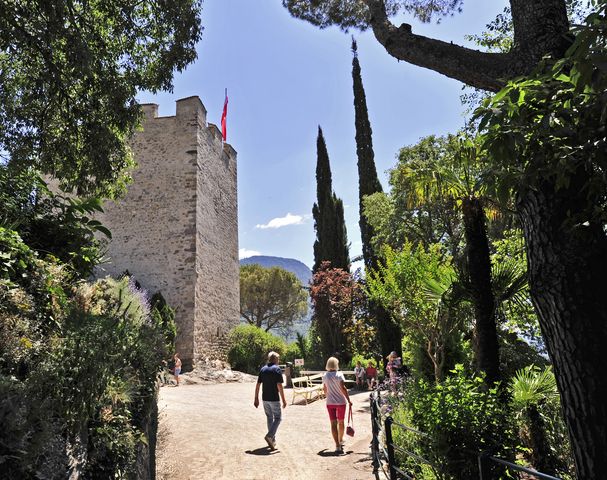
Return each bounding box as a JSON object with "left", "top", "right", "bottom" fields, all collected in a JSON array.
[{"left": 325, "top": 357, "right": 339, "bottom": 371}]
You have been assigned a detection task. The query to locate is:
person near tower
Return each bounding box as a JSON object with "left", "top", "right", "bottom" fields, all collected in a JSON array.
[{"left": 253, "top": 351, "right": 287, "bottom": 450}]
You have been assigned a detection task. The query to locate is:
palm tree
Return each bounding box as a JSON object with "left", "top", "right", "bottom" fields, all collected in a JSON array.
[
  {"left": 511, "top": 366, "right": 563, "bottom": 475},
  {"left": 395, "top": 135, "right": 502, "bottom": 384}
]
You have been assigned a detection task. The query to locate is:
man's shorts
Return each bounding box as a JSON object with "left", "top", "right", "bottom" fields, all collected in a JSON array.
[
  {"left": 326, "top": 404, "right": 346, "bottom": 421},
  {"left": 174, "top": 367, "right": 181, "bottom": 375}
]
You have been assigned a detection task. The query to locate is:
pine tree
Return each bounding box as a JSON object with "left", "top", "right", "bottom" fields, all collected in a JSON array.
[
  {"left": 312, "top": 126, "right": 350, "bottom": 273},
  {"left": 352, "top": 39, "right": 402, "bottom": 362}
]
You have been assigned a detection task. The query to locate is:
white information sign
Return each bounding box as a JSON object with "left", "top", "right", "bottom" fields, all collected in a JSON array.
[{"left": 294, "top": 358, "right": 304, "bottom": 367}]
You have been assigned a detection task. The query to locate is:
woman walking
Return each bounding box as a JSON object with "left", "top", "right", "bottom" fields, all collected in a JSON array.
[{"left": 322, "top": 357, "right": 352, "bottom": 454}]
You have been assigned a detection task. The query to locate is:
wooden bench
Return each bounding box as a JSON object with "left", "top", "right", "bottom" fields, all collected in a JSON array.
[
  {"left": 340, "top": 370, "right": 357, "bottom": 387},
  {"left": 291, "top": 375, "right": 324, "bottom": 405},
  {"left": 301, "top": 370, "right": 357, "bottom": 388}
]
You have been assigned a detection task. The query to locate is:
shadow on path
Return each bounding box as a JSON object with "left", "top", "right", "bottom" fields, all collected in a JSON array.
[
  {"left": 317, "top": 449, "right": 354, "bottom": 457},
  {"left": 245, "top": 447, "right": 280, "bottom": 456}
]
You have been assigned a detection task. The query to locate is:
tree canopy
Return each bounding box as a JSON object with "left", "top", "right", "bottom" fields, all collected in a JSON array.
[
  {"left": 0, "top": 0, "right": 203, "bottom": 197},
  {"left": 310, "top": 261, "right": 363, "bottom": 363},
  {"left": 239, "top": 264, "right": 308, "bottom": 335}
]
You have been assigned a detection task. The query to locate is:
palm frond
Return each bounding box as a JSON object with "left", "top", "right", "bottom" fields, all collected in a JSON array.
[
  {"left": 491, "top": 260, "right": 528, "bottom": 306},
  {"left": 511, "top": 365, "right": 558, "bottom": 407},
  {"left": 421, "top": 267, "right": 458, "bottom": 306}
]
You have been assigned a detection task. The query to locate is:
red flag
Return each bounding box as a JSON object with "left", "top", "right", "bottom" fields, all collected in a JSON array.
[{"left": 221, "top": 89, "right": 228, "bottom": 141}]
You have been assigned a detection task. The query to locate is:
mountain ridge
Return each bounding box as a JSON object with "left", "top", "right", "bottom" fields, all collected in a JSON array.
[{"left": 239, "top": 255, "right": 312, "bottom": 286}]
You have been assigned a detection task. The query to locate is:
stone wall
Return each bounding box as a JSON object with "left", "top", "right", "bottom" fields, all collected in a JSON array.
[
  {"left": 95, "top": 96, "right": 239, "bottom": 369},
  {"left": 194, "top": 120, "right": 240, "bottom": 364}
]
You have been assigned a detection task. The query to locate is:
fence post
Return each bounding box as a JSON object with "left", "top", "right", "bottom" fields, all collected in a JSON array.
[
  {"left": 385, "top": 416, "right": 398, "bottom": 480},
  {"left": 370, "top": 394, "right": 379, "bottom": 472},
  {"left": 478, "top": 453, "right": 491, "bottom": 480}
]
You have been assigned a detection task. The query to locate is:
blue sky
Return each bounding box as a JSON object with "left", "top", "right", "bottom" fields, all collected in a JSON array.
[{"left": 137, "top": 0, "right": 508, "bottom": 270}]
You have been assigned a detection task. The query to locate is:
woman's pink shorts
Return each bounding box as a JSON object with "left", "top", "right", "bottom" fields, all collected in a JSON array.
[{"left": 326, "top": 404, "right": 346, "bottom": 421}]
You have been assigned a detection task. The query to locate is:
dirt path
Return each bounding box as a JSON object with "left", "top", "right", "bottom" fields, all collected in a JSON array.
[{"left": 156, "top": 381, "right": 376, "bottom": 480}]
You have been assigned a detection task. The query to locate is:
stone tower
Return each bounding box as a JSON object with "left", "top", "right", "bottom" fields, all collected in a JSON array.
[{"left": 95, "top": 96, "right": 239, "bottom": 369}]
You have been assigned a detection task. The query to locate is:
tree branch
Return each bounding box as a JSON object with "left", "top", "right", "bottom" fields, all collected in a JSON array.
[{"left": 363, "top": 0, "right": 516, "bottom": 92}]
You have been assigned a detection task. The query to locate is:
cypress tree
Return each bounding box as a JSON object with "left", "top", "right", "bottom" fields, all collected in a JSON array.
[
  {"left": 352, "top": 39, "right": 402, "bottom": 362},
  {"left": 312, "top": 126, "right": 350, "bottom": 273},
  {"left": 352, "top": 38, "right": 383, "bottom": 268}
]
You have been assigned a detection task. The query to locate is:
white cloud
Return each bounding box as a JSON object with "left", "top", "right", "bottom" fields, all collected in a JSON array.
[
  {"left": 239, "top": 248, "right": 261, "bottom": 259},
  {"left": 255, "top": 213, "right": 310, "bottom": 230}
]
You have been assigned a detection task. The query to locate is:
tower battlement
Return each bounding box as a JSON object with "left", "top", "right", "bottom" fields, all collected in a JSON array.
[{"left": 95, "top": 96, "right": 239, "bottom": 369}]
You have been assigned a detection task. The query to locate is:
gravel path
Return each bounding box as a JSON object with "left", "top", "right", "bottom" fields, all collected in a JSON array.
[{"left": 156, "top": 381, "right": 376, "bottom": 480}]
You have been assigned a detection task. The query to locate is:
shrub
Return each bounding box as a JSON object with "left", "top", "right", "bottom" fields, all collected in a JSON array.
[
  {"left": 283, "top": 342, "right": 301, "bottom": 363},
  {"left": 227, "top": 325, "right": 286, "bottom": 374},
  {"left": 349, "top": 353, "right": 376, "bottom": 370},
  {"left": 397, "top": 365, "right": 517, "bottom": 479},
  {"left": 0, "top": 273, "right": 171, "bottom": 478}
]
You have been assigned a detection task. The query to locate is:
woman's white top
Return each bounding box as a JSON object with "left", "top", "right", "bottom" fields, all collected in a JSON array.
[{"left": 323, "top": 370, "right": 346, "bottom": 405}]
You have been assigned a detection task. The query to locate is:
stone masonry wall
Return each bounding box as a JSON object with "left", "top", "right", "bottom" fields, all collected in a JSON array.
[
  {"left": 193, "top": 102, "right": 240, "bottom": 364},
  {"left": 95, "top": 96, "right": 239, "bottom": 369}
]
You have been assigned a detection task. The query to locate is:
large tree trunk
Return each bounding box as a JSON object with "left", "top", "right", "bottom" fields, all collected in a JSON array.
[
  {"left": 461, "top": 197, "right": 500, "bottom": 384},
  {"left": 518, "top": 181, "right": 607, "bottom": 479}
]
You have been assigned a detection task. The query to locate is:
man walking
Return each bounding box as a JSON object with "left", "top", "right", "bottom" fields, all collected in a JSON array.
[{"left": 253, "top": 351, "right": 287, "bottom": 450}]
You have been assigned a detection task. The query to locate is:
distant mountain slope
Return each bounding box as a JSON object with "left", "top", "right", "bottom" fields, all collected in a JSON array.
[{"left": 239, "top": 255, "right": 312, "bottom": 286}]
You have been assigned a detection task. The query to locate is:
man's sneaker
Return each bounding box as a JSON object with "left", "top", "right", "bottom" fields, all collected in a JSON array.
[{"left": 264, "top": 435, "right": 276, "bottom": 450}]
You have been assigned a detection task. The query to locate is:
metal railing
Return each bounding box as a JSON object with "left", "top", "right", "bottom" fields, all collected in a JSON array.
[
  {"left": 478, "top": 454, "right": 563, "bottom": 480},
  {"left": 370, "top": 390, "right": 435, "bottom": 480},
  {"left": 370, "top": 389, "right": 564, "bottom": 480}
]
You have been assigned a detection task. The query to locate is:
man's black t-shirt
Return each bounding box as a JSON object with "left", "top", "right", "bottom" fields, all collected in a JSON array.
[{"left": 257, "top": 364, "right": 283, "bottom": 401}]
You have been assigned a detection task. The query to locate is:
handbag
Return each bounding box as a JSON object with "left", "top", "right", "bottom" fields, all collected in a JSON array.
[{"left": 346, "top": 404, "right": 355, "bottom": 437}]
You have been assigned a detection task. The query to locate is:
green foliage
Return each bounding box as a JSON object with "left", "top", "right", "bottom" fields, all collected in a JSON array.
[
  {"left": 294, "top": 332, "right": 310, "bottom": 360},
  {"left": 364, "top": 135, "right": 465, "bottom": 259},
  {"left": 302, "top": 323, "right": 325, "bottom": 369},
  {"left": 312, "top": 127, "right": 350, "bottom": 272},
  {"left": 0, "top": 167, "right": 109, "bottom": 279},
  {"left": 349, "top": 353, "right": 376, "bottom": 370},
  {"left": 475, "top": 1, "right": 607, "bottom": 227},
  {"left": 283, "top": 342, "right": 302, "bottom": 365},
  {"left": 38, "top": 277, "right": 168, "bottom": 473},
  {"left": 227, "top": 325, "right": 286, "bottom": 374},
  {"left": 397, "top": 365, "right": 517, "bottom": 479},
  {"left": 510, "top": 366, "right": 574, "bottom": 476},
  {"left": 491, "top": 229, "right": 541, "bottom": 346},
  {"left": 0, "top": 268, "right": 172, "bottom": 477},
  {"left": 240, "top": 264, "right": 308, "bottom": 334},
  {"left": 352, "top": 38, "right": 383, "bottom": 270},
  {"left": 498, "top": 331, "right": 548, "bottom": 380},
  {"left": 0, "top": 0, "right": 203, "bottom": 197},
  {"left": 511, "top": 365, "right": 557, "bottom": 407},
  {"left": 151, "top": 291, "right": 177, "bottom": 354},
  {"left": 367, "top": 243, "right": 465, "bottom": 382},
  {"left": 0, "top": 227, "right": 68, "bottom": 339}
]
